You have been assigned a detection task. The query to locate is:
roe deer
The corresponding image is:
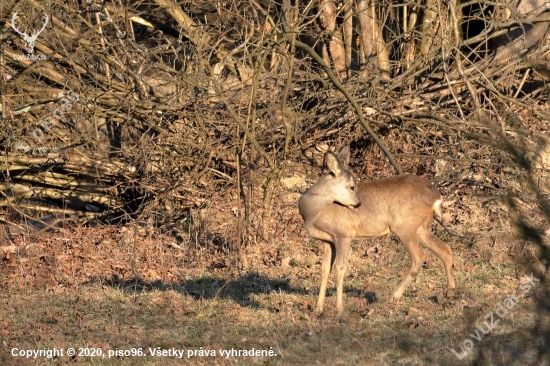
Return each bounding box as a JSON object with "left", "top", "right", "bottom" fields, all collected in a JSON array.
[{"left": 298, "top": 146, "right": 455, "bottom": 313}]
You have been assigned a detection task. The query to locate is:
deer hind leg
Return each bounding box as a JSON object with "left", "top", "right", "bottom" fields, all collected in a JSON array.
[
  {"left": 315, "top": 241, "right": 335, "bottom": 313},
  {"left": 417, "top": 225, "right": 455, "bottom": 290},
  {"left": 333, "top": 237, "right": 352, "bottom": 313},
  {"left": 392, "top": 233, "right": 426, "bottom": 301}
]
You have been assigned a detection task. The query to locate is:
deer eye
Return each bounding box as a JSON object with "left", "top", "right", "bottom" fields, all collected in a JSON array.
[{"left": 350, "top": 185, "right": 355, "bottom": 191}]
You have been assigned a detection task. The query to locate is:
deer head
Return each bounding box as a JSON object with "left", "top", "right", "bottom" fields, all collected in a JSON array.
[{"left": 11, "top": 11, "right": 49, "bottom": 53}]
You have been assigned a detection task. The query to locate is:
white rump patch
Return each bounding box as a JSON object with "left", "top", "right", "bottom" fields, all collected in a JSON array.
[{"left": 433, "top": 199, "right": 442, "bottom": 218}]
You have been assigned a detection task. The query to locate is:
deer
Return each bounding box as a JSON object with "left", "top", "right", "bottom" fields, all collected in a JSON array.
[{"left": 298, "top": 146, "right": 455, "bottom": 313}]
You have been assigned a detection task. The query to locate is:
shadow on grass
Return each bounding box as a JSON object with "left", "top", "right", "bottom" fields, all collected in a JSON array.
[{"left": 97, "top": 271, "right": 308, "bottom": 310}]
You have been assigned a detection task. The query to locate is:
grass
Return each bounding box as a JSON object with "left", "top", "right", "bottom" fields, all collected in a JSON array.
[{"left": 1, "top": 225, "right": 548, "bottom": 365}]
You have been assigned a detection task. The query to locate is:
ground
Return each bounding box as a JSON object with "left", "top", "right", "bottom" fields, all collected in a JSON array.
[{"left": 1, "top": 214, "right": 548, "bottom": 366}]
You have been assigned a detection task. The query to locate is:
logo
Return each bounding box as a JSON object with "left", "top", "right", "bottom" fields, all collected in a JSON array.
[{"left": 11, "top": 11, "right": 49, "bottom": 53}]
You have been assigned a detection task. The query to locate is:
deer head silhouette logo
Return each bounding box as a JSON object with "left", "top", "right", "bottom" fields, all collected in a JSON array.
[{"left": 11, "top": 11, "right": 49, "bottom": 53}]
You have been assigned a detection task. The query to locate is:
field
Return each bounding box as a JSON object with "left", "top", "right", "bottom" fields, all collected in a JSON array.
[
  {"left": 1, "top": 209, "right": 549, "bottom": 365},
  {"left": 3, "top": 0, "right": 550, "bottom": 364}
]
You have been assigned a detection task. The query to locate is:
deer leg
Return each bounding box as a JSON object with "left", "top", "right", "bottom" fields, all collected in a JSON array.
[
  {"left": 392, "top": 233, "right": 426, "bottom": 301},
  {"left": 334, "top": 237, "right": 352, "bottom": 313},
  {"left": 315, "top": 241, "right": 335, "bottom": 313},
  {"left": 418, "top": 226, "right": 455, "bottom": 289}
]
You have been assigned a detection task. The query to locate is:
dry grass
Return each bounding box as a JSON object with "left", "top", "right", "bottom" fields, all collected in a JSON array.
[{"left": 1, "top": 216, "right": 549, "bottom": 366}]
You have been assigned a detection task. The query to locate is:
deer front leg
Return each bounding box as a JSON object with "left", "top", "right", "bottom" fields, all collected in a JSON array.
[
  {"left": 315, "top": 241, "right": 334, "bottom": 313},
  {"left": 333, "top": 237, "right": 352, "bottom": 313}
]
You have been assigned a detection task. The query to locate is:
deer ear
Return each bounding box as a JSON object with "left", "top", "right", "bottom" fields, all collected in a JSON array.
[
  {"left": 326, "top": 151, "right": 343, "bottom": 176},
  {"left": 338, "top": 145, "right": 351, "bottom": 166}
]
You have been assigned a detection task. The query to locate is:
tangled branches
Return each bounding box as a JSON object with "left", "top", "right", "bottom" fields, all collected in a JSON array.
[{"left": 0, "top": 0, "right": 549, "bottom": 239}]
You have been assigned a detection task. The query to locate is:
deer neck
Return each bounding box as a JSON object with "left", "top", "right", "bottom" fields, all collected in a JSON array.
[{"left": 299, "top": 175, "right": 335, "bottom": 221}]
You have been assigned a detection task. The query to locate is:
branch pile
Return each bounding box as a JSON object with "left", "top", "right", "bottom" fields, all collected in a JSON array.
[{"left": 0, "top": 0, "right": 549, "bottom": 234}]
